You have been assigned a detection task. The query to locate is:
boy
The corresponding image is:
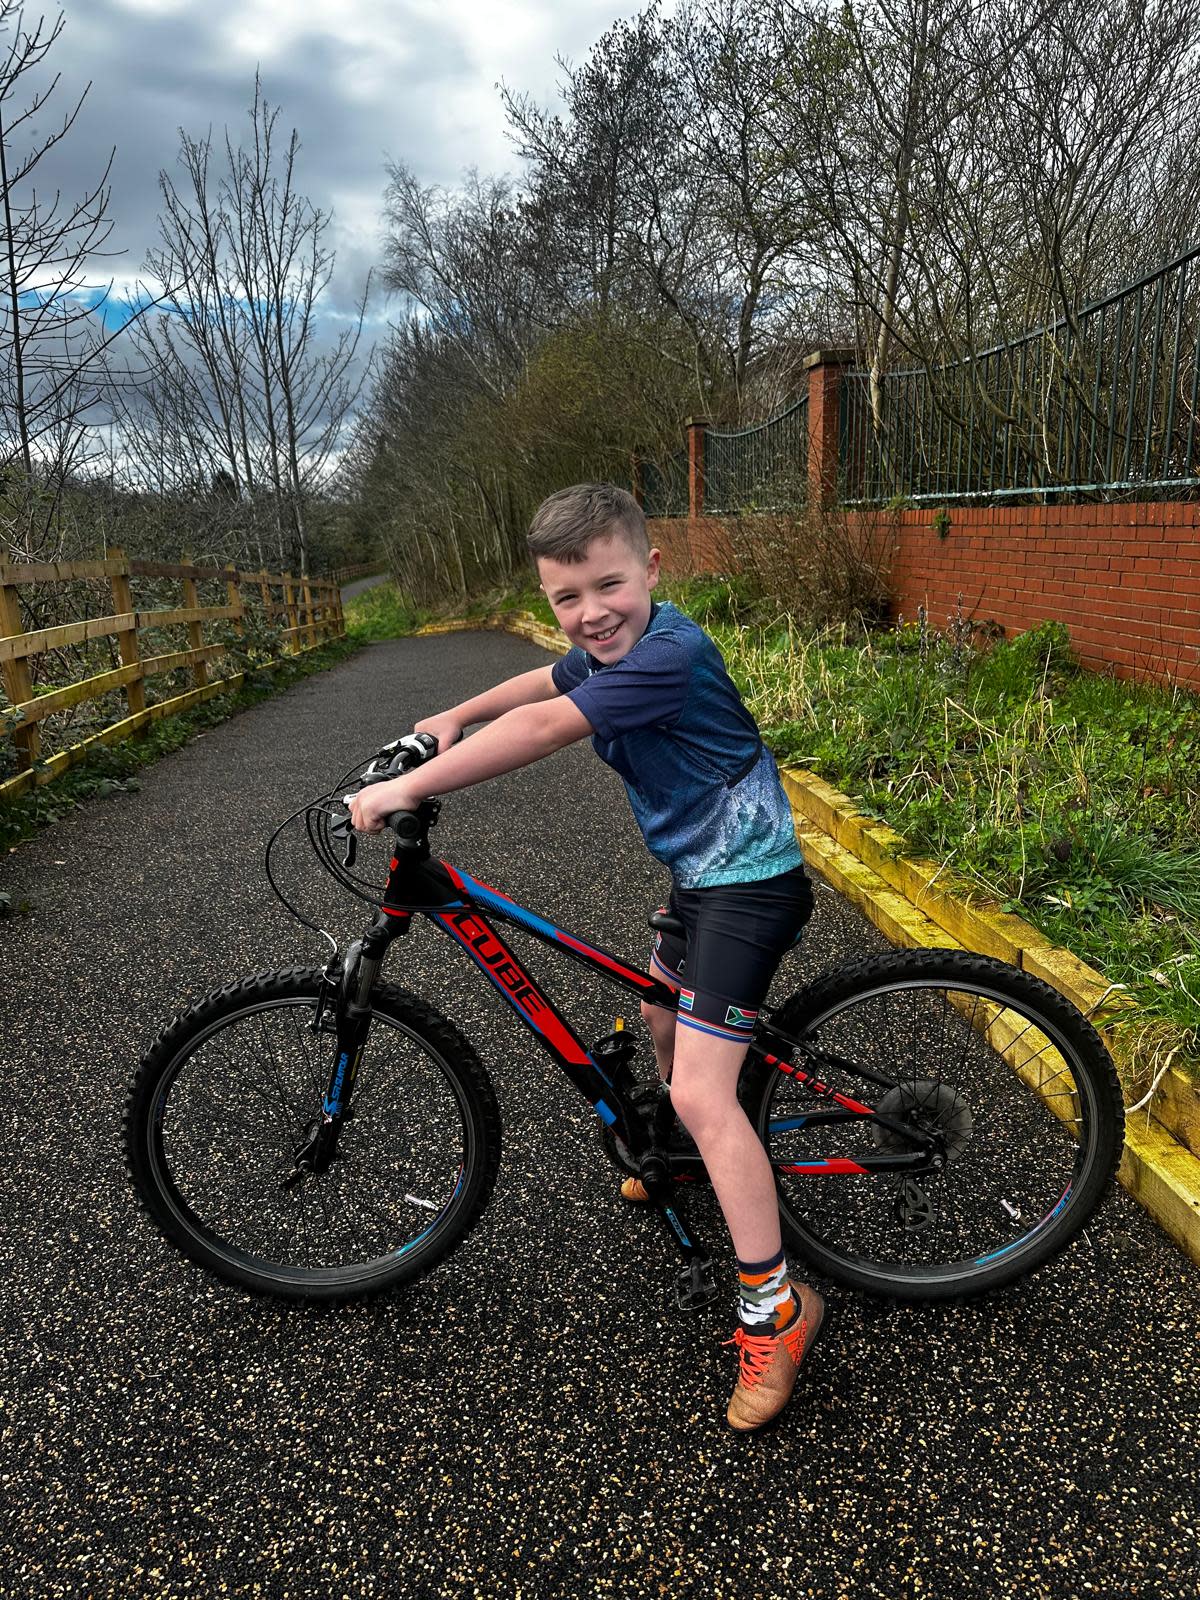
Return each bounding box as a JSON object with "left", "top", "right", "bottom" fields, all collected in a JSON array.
[{"left": 349, "top": 483, "right": 823, "bottom": 1431}]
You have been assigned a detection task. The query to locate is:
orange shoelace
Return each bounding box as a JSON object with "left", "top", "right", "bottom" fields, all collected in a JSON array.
[
  {"left": 722, "top": 1325, "right": 780, "bottom": 1389},
  {"left": 723, "top": 1315, "right": 810, "bottom": 1388}
]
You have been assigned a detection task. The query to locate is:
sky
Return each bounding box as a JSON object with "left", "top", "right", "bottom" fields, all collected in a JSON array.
[{"left": 9, "top": 0, "right": 646, "bottom": 343}]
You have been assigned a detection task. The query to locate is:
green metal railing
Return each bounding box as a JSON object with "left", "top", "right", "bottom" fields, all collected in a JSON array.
[
  {"left": 841, "top": 240, "right": 1200, "bottom": 503},
  {"left": 704, "top": 396, "right": 810, "bottom": 513}
]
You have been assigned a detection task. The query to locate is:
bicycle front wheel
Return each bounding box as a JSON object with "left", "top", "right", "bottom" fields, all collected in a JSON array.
[
  {"left": 742, "top": 949, "right": 1124, "bottom": 1301},
  {"left": 125, "top": 968, "right": 502, "bottom": 1301}
]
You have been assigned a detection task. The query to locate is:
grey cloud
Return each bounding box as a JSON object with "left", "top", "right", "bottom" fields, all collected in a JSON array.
[{"left": 8, "top": 0, "right": 625, "bottom": 431}]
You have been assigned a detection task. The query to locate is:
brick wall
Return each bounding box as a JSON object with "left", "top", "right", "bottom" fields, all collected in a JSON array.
[
  {"left": 648, "top": 501, "right": 1200, "bottom": 688},
  {"left": 884, "top": 501, "right": 1200, "bottom": 687}
]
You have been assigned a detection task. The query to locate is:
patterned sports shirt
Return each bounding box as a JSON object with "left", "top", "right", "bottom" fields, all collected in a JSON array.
[{"left": 550, "top": 600, "right": 803, "bottom": 888}]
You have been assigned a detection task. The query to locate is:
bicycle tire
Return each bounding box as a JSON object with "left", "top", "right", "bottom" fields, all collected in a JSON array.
[
  {"left": 125, "top": 967, "right": 502, "bottom": 1302},
  {"left": 741, "top": 948, "right": 1124, "bottom": 1301}
]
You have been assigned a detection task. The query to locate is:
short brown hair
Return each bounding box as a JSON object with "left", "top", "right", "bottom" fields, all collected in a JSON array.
[{"left": 527, "top": 483, "right": 649, "bottom": 565}]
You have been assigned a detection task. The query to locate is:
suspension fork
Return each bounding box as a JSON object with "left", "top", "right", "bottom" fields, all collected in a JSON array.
[
  {"left": 288, "top": 912, "right": 409, "bottom": 1181},
  {"left": 330, "top": 912, "right": 412, "bottom": 1106}
]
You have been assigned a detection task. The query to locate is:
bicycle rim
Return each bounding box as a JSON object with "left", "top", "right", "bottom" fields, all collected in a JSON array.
[
  {"left": 756, "top": 956, "right": 1121, "bottom": 1298},
  {"left": 137, "top": 986, "right": 481, "bottom": 1294}
]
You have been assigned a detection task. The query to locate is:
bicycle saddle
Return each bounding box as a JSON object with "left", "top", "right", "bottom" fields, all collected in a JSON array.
[{"left": 648, "top": 907, "right": 685, "bottom": 939}]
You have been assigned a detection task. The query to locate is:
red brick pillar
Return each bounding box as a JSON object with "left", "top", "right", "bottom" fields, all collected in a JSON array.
[
  {"left": 804, "top": 349, "right": 855, "bottom": 506},
  {"left": 686, "top": 416, "right": 709, "bottom": 519}
]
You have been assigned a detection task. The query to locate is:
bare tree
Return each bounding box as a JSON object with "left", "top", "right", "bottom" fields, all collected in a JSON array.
[
  {"left": 121, "top": 76, "right": 372, "bottom": 572},
  {"left": 0, "top": 3, "right": 151, "bottom": 558}
]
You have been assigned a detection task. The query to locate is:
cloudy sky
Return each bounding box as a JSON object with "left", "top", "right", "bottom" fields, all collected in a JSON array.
[{"left": 16, "top": 0, "right": 649, "bottom": 341}]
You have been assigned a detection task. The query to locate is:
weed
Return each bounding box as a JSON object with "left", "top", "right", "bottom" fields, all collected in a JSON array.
[{"left": 693, "top": 603, "right": 1200, "bottom": 1087}]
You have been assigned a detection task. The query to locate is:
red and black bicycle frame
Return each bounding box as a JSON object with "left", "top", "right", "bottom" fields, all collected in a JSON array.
[
  {"left": 321, "top": 818, "right": 941, "bottom": 1185},
  {"left": 306, "top": 810, "right": 941, "bottom": 1299}
]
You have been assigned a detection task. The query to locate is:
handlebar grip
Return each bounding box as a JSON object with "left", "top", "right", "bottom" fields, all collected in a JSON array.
[{"left": 387, "top": 810, "right": 423, "bottom": 840}]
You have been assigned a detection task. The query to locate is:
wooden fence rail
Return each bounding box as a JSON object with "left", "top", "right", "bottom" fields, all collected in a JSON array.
[{"left": 0, "top": 547, "right": 346, "bottom": 802}]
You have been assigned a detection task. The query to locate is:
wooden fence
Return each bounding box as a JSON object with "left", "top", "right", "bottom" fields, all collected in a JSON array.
[{"left": 0, "top": 548, "right": 345, "bottom": 802}]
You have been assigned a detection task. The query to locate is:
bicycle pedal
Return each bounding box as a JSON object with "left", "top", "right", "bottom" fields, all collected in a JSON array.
[{"left": 675, "top": 1257, "right": 718, "bottom": 1311}]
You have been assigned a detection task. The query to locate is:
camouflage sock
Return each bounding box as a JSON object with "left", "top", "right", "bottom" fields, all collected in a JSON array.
[{"left": 736, "top": 1248, "right": 797, "bottom": 1330}]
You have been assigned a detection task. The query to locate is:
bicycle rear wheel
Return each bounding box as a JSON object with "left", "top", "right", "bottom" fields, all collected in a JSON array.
[
  {"left": 742, "top": 949, "right": 1124, "bottom": 1301},
  {"left": 125, "top": 967, "right": 502, "bottom": 1301}
]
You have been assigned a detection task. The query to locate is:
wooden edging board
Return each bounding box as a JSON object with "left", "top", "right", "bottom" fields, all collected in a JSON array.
[{"left": 414, "top": 609, "right": 1200, "bottom": 1270}]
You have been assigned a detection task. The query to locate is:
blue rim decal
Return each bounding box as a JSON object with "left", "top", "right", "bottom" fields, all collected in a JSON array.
[
  {"left": 394, "top": 1167, "right": 464, "bottom": 1257},
  {"left": 973, "top": 1184, "right": 1073, "bottom": 1265}
]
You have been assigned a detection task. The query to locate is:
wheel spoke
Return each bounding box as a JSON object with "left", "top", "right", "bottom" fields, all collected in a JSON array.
[
  {"left": 755, "top": 952, "right": 1120, "bottom": 1296},
  {"left": 135, "top": 980, "right": 484, "bottom": 1287}
]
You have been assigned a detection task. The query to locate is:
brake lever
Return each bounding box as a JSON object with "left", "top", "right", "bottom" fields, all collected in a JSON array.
[{"left": 331, "top": 805, "right": 357, "bottom": 869}]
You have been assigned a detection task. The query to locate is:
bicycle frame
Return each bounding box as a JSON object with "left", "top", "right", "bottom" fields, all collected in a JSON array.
[{"left": 320, "top": 831, "right": 940, "bottom": 1191}]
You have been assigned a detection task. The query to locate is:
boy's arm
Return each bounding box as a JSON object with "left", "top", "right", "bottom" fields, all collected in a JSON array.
[
  {"left": 415, "top": 664, "right": 561, "bottom": 750},
  {"left": 349, "top": 696, "right": 592, "bottom": 833}
]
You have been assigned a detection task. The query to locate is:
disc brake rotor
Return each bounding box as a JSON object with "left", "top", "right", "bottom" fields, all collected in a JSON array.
[{"left": 870, "top": 1079, "right": 975, "bottom": 1162}]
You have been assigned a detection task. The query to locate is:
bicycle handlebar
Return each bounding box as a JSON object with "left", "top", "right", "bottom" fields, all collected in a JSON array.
[{"left": 329, "top": 731, "right": 444, "bottom": 863}]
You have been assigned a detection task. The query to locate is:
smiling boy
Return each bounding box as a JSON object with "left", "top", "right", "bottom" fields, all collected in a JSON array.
[{"left": 349, "top": 482, "right": 825, "bottom": 1431}]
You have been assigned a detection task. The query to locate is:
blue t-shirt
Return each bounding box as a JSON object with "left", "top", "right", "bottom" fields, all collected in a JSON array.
[{"left": 551, "top": 600, "right": 803, "bottom": 888}]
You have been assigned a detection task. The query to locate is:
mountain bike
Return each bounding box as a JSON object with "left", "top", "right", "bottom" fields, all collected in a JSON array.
[{"left": 124, "top": 734, "right": 1125, "bottom": 1308}]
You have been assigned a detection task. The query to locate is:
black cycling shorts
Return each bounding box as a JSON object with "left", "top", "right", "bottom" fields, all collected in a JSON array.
[{"left": 648, "top": 864, "right": 814, "bottom": 1044}]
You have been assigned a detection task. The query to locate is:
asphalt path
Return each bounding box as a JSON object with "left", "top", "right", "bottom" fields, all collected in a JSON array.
[
  {"left": 341, "top": 574, "right": 390, "bottom": 602},
  {"left": 1, "top": 631, "right": 1197, "bottom": 1600}
]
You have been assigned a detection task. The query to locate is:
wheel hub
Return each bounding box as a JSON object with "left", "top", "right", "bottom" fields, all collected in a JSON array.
[{"left": 871, "top": 1079, "right": 974, "bottom": 1162}]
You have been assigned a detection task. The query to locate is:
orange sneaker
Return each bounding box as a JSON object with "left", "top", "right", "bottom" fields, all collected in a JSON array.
[
  {"left": 724, "top": 1283, "right": 825, "bottom": 1432},
  {"left": 619, "top": 1177, "right": 650, "bottom": 1202}
]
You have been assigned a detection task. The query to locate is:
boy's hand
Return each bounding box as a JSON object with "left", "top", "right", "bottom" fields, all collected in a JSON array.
[
  {"left": 349, "top": 777, "right": 423, "bottom": 835},
  {"left": 413, "top": 712, "right": 464, "bottom": 752}
]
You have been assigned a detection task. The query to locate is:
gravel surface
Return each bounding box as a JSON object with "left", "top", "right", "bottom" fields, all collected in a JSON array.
[{"left": 1, "top": 631, "right": 1197, "bottom": 1600}]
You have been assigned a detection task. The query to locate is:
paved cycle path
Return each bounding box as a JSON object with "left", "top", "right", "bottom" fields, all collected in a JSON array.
[
  {"left": 341, "top": 573, "right": 389, "bottom": 602},
  {"left": 1, "top": 631, "right": 1196, "bottom": 1600}
]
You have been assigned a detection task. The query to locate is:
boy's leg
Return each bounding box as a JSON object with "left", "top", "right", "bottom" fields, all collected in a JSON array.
[
  {"left": 615, "top": 936, "right": 683, "bottom": 1204},
  {"left": 666, "top": 868, "right": 822, "bottom": 1429},
  {"left": 640, "top": 922, "right": 687, "bottom": 1083},
  {"left": 667, "top": 1028, "right": 780, "bottom": 1261},
  {"left": 671, "top": 1020, "right": 823, "bottom": 1431},
  {"left": 641, "top": 1000, "right": 676, "bottom": 1083}
]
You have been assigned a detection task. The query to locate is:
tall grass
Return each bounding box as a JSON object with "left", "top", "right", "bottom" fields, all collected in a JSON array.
[{"left": 670, "top": 583, "right": 1200, "bottom": 1090}]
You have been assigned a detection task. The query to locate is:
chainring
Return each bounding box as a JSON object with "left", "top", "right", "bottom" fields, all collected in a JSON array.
[{"left": 598, "top": 1083, "right": 663, "bottom": 1175}]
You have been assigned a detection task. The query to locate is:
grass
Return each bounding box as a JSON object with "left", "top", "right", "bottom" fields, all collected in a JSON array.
[
  {"left": 344, "top": 583, "right": 430, "bottom": 642},
  {"left": 659, "top": 579, "right": 1200, "bottom": 1092}
]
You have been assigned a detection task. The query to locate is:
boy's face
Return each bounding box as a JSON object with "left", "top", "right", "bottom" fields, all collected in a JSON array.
[{"left": 537, "top": 530, "right": 662, "bottom": 664}]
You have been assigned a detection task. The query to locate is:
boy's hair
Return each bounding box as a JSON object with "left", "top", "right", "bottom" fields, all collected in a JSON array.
[{"left": 527, "top": 483, "right": 649, "bottom": 565}]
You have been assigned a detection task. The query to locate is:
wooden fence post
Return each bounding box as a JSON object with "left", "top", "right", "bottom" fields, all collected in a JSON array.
[
  {"left": 107, "top": 545, "right": 145, "bottom": 720},
  {"left": 224, "top": 564, "right": 244, "bottom": 638},
  {"left": 686, "top": 417, "right": 709, "bottom": 520},
  {"left": 301, "top": 574, "right": 315, "bottom": 650},
  {"left": 257, "top": 570, "right": 272, "bottom": 640},
  {"left": 181, "top": 555, "right": 208, "bottom": 689},
  {"left": 283, "top": 573, "right": 299, "bottom": 654},
  {"left": 0, "top": 571, "right": 40, "bottom": 768}
]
